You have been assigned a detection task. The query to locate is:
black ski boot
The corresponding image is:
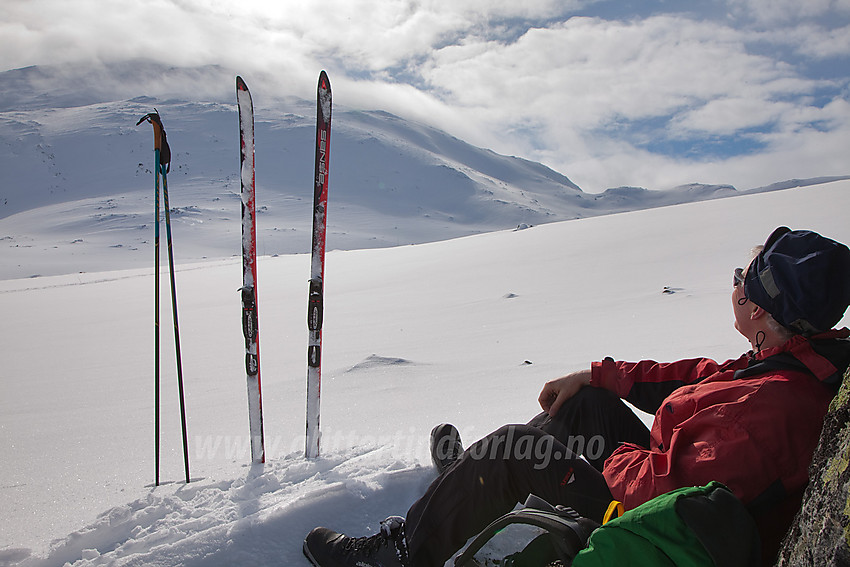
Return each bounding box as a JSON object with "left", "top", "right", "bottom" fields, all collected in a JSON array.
[
  {"left": 303, "top": 516, "right": 410, "bottom": 567},
  {"left": 430, "top": 423, "right": 463, "bottom": 474}
]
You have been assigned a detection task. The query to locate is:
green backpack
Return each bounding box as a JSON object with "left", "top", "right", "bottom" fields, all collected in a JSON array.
[
  {"left": 573, "top": 482, "right": 760, "bottom": 567},
  {"left": 455, "top": 482, "right": 760, "bottom": 566}
]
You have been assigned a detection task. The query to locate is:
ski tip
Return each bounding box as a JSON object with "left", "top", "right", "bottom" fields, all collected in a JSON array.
[
  {"left": 318, "top": 70, "right": 330, "bottom": 91},
  {"left": 236, "top": 75, "right": 248, "bottom": 91}
]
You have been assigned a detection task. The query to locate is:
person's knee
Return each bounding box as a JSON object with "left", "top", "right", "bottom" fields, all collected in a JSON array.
[
  {"left": 465, "top": 425, "right": 547, "bottom": 462},
  {"left": 571, "top": 385, "right": 616, "bottom": 406},
  {"left": 465, "top": 425, "right": 562, "bottom": 469}
]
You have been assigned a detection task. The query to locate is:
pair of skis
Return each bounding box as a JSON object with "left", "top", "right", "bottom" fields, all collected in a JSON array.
[{"left": 236, "top": 72, "right": 332, "bottom": 462}]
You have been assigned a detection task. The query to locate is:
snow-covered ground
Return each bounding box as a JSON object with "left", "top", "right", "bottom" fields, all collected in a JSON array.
[{"left": 1, "top": 179, "right": 848, "bottom": 566}]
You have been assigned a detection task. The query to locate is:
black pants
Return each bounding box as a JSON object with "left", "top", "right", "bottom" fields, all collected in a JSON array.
[{"left": 405, "top": 387, "right": 651, "bottom": 567}]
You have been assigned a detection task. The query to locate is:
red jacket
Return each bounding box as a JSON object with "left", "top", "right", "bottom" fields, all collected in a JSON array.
[{"left": 590, "top": 329, "right": 850, "bottom": 511}]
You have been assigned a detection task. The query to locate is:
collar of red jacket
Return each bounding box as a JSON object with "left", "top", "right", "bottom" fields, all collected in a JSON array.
[{"left": 753, "top": 328, "right": 850, "bottom": 382}]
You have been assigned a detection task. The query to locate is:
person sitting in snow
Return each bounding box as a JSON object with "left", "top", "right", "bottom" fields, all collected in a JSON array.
[{"left": 303, "top": 226, "right": 850, "bottom": 567}]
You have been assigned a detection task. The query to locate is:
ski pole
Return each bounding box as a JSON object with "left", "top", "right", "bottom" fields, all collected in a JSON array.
[
  {"left": 137, "top": 111, "right": 164, "bottom": 485},
  {"left": 155, "top": 152, "right": 161, "bottom": 487},
  {"left": 161, "top": 169, "right": 190, "bottom": 484},
  {"left": 137, "top": 110, "right": 189, "bottom": 485}
]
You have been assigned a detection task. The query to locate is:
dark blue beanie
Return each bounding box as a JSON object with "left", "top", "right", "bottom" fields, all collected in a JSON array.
[{"left": 743, "top": 227, "right": 850, "bottom": 336}]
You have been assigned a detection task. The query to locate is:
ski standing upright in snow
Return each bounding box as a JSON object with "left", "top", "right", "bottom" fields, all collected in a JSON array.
[
  {"left": 237, "top": 76, "right": 265, "bottom": 464},
  {"left": 136, "top": 110, "right": 190, "bottom": 485},
  {"left": 305, "top": 71, "right": 332, "bottom": 459}
]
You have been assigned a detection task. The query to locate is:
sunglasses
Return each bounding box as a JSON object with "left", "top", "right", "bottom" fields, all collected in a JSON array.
[{"left": 733, "top": 267, "right": 745, "bottom": 287}]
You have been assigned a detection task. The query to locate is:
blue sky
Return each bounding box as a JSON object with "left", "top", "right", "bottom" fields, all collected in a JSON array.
[{"left": 2, "top": 0, "right": 849, "bottom": 192}]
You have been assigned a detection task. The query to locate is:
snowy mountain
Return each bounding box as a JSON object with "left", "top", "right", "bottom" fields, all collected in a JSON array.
[{"left": 3, "top": 62, "right": 846, "bottom": 280}]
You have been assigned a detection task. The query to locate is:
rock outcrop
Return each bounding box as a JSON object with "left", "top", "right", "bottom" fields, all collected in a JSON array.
[{"left": 776, "top": 367, "right": 850, "bottom": 566}]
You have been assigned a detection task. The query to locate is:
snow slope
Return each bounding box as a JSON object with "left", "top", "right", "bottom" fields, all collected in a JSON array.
[
  {"left": 1, "top": 180, "right": 848, "bottom": 566},
  {"left": 5, "top": 63, "right": 845, "bottom": 281}
]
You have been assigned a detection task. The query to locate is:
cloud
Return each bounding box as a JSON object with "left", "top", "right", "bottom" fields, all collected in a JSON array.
[
  {"left": 0, "top": 1, "right": 594, "bottom": 78},
  {"left": 1, "top": 0, "right": 849, "bottom": 192},
  {"left": 421, "top": 16, "right": 767, "bottom": 125},
  {"left": 725, "top": 0, "right": 850, "bottom": 25},
  {"left": 407, "top": 14, "right": 847, "bottom": 188},
  {"left": 777, "top": 23, "right": 850, "bottom": 59},
  {"left": 672, "top": 97, "right": 790, "bottom": 135}
]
